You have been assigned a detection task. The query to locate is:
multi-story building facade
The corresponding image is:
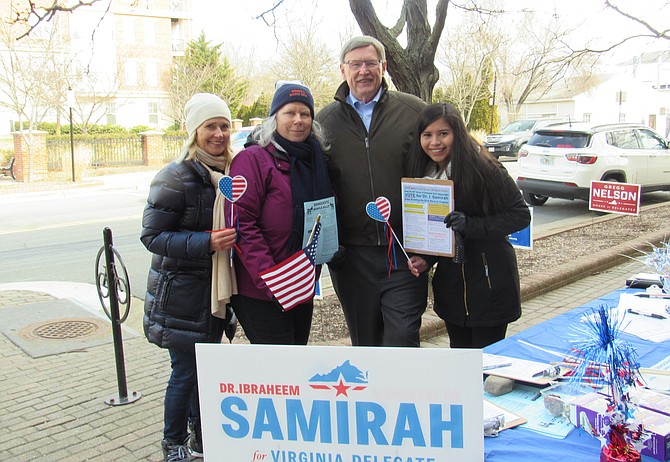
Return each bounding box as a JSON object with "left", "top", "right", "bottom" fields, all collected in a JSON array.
[{"left": 0, "top": 0, "right": 193, "bottom": 136}]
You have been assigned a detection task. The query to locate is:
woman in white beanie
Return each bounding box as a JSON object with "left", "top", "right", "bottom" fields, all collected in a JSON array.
[{"left": 141, "top": 93, "right": 237, "bottom": 461}]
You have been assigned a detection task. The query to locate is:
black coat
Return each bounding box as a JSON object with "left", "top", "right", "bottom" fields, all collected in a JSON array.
[
  {"left": 432, "top": 163, "right": 531, "bottom": 327},
  {"left": 140, "top": 159, "right": 224, "bottom": 352}
]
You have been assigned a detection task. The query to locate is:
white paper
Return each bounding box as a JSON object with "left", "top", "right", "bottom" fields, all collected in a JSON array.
[
  {"left": 401, "top": 178, "right": 455, "bottom": 256},
  {"left": 303, "top": 196, "right": 338, "bottom": 265}
]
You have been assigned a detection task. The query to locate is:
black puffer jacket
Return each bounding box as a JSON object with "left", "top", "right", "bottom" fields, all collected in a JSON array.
[
  {"left": 432, "top": 163, "right": 531, "bottom": 327},
  {"left": 140, "top": 159, "right": 224, "bottom": 352}
]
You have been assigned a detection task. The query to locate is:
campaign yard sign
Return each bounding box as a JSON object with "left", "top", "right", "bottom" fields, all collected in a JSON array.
[
  {"left": 196, "top": 344, "right": 484, "bottom": 462},
  {"left": 508, "top": 207, "right": 533, "bottom": 250},
  {"left": 589, "top": 180, "right": 641, "bottom": 215}
]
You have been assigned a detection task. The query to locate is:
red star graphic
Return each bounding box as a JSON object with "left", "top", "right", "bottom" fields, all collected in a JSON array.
[{"left": 333, "top": 379, "right": 351, "bottom": 397}]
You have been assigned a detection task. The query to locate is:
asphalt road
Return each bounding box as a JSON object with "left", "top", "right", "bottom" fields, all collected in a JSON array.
[{"left": 0, "top": 165, "right": 668, "bottom": 301}]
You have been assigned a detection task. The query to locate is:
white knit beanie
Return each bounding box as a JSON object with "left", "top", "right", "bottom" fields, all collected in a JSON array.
[{"left": 177, "top": 93, "right": 232, "bottom": 161}]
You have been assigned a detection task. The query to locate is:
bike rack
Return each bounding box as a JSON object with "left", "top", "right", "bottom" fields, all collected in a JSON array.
[{"left": 95, "top": 227, "right": 141, "bottom": 406}]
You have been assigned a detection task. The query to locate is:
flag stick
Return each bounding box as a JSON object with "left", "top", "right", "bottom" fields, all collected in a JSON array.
[
  {"left": 306, "top": 214, "right": 321, "bottom": 246},
  {"left": 389, "top": 227, "right": 411, "bottom": 262}
]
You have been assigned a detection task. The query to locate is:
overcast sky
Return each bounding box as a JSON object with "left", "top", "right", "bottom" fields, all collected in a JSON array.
[{"left": 191, "top": 0, "right": 666, "bottom": 64}]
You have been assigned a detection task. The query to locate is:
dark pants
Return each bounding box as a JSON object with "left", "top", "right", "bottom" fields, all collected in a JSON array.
[
  {"left": 164, "top": 348, "right": 198, "bottom": 444},
  {"left": 232, "top": 294, "right": 313, "bottom": 344},
  {"left": 329, "top": 245, "right": 428, "bottom": 346},
  {"left": 445, "top": 322, "right": 508, "bottom": 349}
]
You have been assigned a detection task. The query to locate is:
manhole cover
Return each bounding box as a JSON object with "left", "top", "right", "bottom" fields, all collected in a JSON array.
[{"left": 19, "top": 318, "right": 107, "bottom": 341}]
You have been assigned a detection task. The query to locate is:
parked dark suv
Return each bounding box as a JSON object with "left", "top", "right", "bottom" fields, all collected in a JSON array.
[{"left": 483, "top": 118, "right": 566, "bottom": 159}]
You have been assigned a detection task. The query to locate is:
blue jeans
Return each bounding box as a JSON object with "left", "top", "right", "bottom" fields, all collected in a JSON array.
[{"left": 164, "top": 348, "right": 198, "bottom": 443}]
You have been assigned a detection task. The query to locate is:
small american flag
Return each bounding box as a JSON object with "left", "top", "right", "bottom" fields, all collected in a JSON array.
[{"left": 260, "top": 220, "right": 321, "bottom": 311}]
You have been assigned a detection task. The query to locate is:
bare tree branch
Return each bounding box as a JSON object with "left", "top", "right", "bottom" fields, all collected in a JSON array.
[
  {"left": 254, "top": 0, "right": 288, "bottom": 26},
  {"left": 12, "top": 0, "right": 103, "bottom": 40},
  {"left": 605, "top": 0, "right": 670, "bottom": 40}
]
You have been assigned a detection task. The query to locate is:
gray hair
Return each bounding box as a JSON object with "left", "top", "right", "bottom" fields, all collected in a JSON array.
[
  {"left": 340, "top": 35, "right": 386, "bottom": 63},
  {"left": 252, "top": 115, "right": 329, "bottom": 150}
]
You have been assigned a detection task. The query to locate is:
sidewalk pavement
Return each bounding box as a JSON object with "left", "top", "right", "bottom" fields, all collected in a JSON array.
[
  {"left": 0, "top": 172, "right": 663, "bottom": 461},
  {"left": 0, "top": 258, "right": 652, "bottom": 461}
]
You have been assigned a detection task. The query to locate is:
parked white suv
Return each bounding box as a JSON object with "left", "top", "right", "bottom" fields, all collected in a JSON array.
[{"left": 516, "top": 122, "right": 670, "bottom": 205}]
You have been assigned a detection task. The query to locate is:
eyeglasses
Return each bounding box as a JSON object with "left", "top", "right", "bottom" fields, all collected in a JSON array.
[{"left": 343, "top": 60, "right": 382, "bottom": 71}]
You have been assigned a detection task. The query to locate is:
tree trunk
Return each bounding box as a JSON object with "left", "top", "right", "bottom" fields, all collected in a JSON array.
[{"left": 348, "top": 0, "right": 449, "bottom": 102}]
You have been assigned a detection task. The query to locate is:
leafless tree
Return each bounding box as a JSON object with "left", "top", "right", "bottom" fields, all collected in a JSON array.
[
  {"left": 438, "top": 15, "right": 498, "bottom": 125},
  {"left": 0, "top": 19, "right": 71, "bottom": 180},
  {"left": 491, "top": 11, "right": 597, "bottom": 120},
  {"left": 347, "top": 0, "right": 448, "bottom": 101},
  {"left": 269, "top": 23, "right": 340, "bottom": 110}
]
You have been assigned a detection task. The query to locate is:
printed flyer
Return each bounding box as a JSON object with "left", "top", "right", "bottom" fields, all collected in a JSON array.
[{"left": 401, "top": 178, "right": 455, "bottom": 257}]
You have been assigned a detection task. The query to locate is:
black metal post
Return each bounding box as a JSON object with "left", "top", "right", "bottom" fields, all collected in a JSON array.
[{"left": 101, "top": 227, "right": 141, "bottom": 406}]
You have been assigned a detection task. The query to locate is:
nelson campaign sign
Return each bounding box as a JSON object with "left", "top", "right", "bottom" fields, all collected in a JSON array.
[
  {"left": 589, "top": 180, "right": 641, "bottom": 215},
  {"left": 196, "top": 344, "right": 484, "bottom": 461}
]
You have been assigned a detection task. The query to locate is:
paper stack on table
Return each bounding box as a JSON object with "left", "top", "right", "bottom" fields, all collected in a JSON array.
[{"left": 612, "top": 293, "right": 670, "bottom": 342}]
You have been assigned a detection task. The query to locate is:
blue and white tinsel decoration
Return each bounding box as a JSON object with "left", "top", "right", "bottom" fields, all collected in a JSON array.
[{"left": 570, "top": 305, "right": 641, "bottom": 416}]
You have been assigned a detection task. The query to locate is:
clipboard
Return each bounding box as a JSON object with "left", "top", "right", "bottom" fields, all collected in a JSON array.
[
  {"left": 400, "top": 177, "right": 455, "bottom": 257},
  {"left": 483, "top": 353, "right": 568, "bottom": 385},
  {"left": 484, "top": 399, "right": 528, "bottom": 430}
]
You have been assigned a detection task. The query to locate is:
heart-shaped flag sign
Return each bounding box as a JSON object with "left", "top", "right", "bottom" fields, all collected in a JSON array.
[
  {"left": 365, "top": 196, "right": 391, "bottom": 222},
  {"left": 218, "top": 175, "right": 247, "bottom": 202}
]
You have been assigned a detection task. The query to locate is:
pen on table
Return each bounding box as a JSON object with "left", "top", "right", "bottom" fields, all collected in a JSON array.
[
  {"left": 634, "top": 293, "right": 670, "bottom": 298},
  {"left": 627, "top": 308, "right": 667, "bottom": 320},
  {"left": 483, "top": 363, "right": 512, "bottom": 371}
]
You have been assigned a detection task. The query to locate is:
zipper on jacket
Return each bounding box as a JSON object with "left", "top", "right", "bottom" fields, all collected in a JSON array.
[
  {"left": 364, "top": 136, "right": 382, "bottom": 245},
  {"left": 481, "top": 252, "right": 492, "bottom": 289},
  {"left": 461, "top": 263, "right": 469, "bottom": 317}
]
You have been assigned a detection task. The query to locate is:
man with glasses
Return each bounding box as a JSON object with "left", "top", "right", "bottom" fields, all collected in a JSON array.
[{"left": 316, "top": 35, "right": 428, "bottom": 347}]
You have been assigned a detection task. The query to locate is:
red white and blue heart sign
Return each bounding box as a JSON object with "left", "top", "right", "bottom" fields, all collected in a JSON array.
[
  {"left": 366, "top": 196, "right": 391, "bottom": 223},
  {"left": 364, "top": 196, "right": 412, "bottom": 272},
  {"left": 218, "top": 175, "right": 247, "bottom": 202}
]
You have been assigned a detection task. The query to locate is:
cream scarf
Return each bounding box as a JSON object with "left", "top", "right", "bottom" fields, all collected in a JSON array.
[{"left": 197, "top": 149, "right": 238, "bottom": 319}]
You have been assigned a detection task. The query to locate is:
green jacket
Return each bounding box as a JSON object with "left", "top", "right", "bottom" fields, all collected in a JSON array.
[{"left": 316, "top": 80, "right": 426, "bottom": 246}]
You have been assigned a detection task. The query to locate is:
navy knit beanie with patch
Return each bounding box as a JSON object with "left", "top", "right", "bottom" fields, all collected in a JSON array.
[{"left": 269, "top": 82, "right": 315, "bottom": 118}]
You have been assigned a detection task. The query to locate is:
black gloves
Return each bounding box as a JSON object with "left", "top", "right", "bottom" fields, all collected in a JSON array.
[
  {"left": 444, "top": 211, "right": 468, "bottom": 235},
  {"left": 445, "top": 212, "right": 467, "bottom": 264}
]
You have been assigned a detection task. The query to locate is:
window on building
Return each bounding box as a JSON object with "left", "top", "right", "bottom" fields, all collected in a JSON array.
[
  {"left": 145, "top": 61, "right": 158, "bottom": 87},
  {"left": 619, "top": 113, "right": 626, "bottom": 122},
  {"left": 106, "top": 103, "right": 116, "bottom": 125},
  {"left": 123, "top": 17, "right": 135, "bottom": 45},
  {"left": 149, "top": 102, "right": 160, "bottom": 124},
  {"left": 125, "top": 60, "right": 138, "bottom": 86},
  {"left": 582, "top": 113, "right": 591, "bottom": 122},
  {"left": 144, "top": 18, "right": 155, "bottom": 46}
]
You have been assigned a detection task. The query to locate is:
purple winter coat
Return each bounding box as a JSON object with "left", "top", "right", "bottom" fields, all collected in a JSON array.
[{"left": 228, "top": 143, "right": 294, "bottom": 301}]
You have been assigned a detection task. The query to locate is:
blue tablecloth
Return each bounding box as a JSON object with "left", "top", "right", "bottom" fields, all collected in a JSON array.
[{"left": 483, "top": 287, "right": 669, "bottom": 461}]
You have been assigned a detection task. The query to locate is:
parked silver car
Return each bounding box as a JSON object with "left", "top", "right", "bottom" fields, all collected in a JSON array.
[
  {"left": 516, "top": 122, "right": 670, "bottom": 205},
  {"left": 484, "top": 118, "right": 567, "bottom": 159}
]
